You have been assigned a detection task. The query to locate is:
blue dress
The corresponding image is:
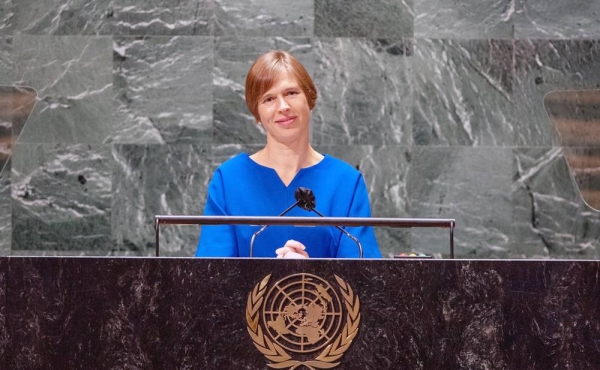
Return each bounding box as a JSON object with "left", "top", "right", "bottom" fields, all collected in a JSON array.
[{"left": 195, "top": 153, "right": 382, "bottom": 258}]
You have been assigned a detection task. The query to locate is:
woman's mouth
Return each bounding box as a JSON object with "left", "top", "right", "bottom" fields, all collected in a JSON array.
[{"left": 276, "top": 116, "right": 296, "bottom": 126}]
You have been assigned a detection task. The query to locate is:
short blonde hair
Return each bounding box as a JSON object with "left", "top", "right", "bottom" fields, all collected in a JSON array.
[{"left": 245, "top": 50, "right": 317, "bottom": 122}]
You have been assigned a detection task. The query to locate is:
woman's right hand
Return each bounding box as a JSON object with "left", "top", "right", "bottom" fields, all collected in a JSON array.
[{"left": 275, "top": 239, "right": 309, "bottom": 259}]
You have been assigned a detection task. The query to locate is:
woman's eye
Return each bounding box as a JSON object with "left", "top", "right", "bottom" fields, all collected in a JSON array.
[{"left": 263, "top": 97, "right": 274, "bottom": 103}]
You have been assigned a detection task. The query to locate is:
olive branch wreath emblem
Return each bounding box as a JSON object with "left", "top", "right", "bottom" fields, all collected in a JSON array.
[{"left": 246, "top": 274, "right": 360, "bottom": 370}]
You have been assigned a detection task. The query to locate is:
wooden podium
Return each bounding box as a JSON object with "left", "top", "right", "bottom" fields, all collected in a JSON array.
[{"left": 1, "top": 257, "right": 599, "bottom": 369}]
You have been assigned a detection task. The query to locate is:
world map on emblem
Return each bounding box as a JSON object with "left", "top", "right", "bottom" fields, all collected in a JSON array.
[{"left": 262, "top": 273, "right": 344, "bottom": 353}]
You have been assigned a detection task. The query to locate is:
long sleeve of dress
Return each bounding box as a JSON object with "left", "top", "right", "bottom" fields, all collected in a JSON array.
[
  {"left": 195, "top": 170, "right": 238, "bottom": 257},
  {"left": 335, "top": 174, "right": 381, "bottom": 258}
]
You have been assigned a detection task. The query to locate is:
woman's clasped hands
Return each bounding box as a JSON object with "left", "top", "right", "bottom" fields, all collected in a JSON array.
[{"left": 275, "top": 239, "right": 309, "bottom": 259}]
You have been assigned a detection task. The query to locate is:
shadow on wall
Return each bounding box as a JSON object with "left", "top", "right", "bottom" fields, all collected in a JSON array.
[
  {"left": 544, "top": 89, "right": 600, "bottom": 213},
  {"left": 0, "top": 86, "right": 37, "bottom": 178}
]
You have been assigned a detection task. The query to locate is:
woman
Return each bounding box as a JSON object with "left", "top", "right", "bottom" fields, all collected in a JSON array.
[{"left": 195, "top": 50, "right": 381, "bottom": 258}]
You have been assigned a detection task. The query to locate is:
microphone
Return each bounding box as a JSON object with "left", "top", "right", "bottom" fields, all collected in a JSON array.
[
  {"left": 249, "top": 187, "right": 364, "bottom": 258},
  {"left": 249, "top": 189, "right": 305, "bottom": 257},
  {"left": 294, "top": 187, "right": 315, "bottom": 210},
  {"left": 296, "top": 187, "right": 363, "bottom": 259}
]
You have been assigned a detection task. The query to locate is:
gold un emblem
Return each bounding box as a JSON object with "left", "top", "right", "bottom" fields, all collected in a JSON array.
[{"left": 246, "top": 273, "right": 361, "bottom": 369}]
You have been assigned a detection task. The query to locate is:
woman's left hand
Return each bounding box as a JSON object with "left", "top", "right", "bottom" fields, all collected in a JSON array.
[{"left": 275, "top": 239, "right": 309, "bottom": 259}]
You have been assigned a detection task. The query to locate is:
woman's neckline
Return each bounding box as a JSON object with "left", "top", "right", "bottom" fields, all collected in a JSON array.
[
  {"left": 243, "top": 148, "right": 325, "bottom": 171},
  {"left": 242, "top": 152, "right": 328, "bottom": 187}
]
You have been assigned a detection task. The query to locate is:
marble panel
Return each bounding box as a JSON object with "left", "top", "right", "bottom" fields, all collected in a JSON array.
[
  {"left": 0, "top": 258, "right": 6, "bottom": 369},
  {"left": 213, "top": 37, "right": 313, "bottom": 144},
  {"left": 0, "top": 164, "right": 9, "bottom": 253},
  {"left": 111, "top": 0, "right": 212, "bottom": 35},
  {"left": 408, "top": 147, "right": 513, "bottom": 258},
  {"left": 413, "top": 39, "right": 515, "bottom": 146},
  {"left": 415, "top": 0, "right": 514, "bottom": 39},
  {"left": 7, "top": 249, "right": 121, "bottom": 256},
  {"left": 13, "top": 36, "right": 113, "bottom": 144},
  {"left": 515, "top": 0, "right": 600, "bottom": 39},
  {"left": 4, "top": 258, "right": 241, "bottom": 368},
  {"left": 112, "top": 36, "right": 213, "bottom": 145},
  {"left": 315, "top": 0, "right": 413, "bottom": 38},
  {"left": 316, "top": 144, "right": 412, "bottom": 257},
  {"left": 11, "top": 143, "right": 112, "bottom": 251},
  {"left": 12, "top": 0, "right": 112, "bottom": 35},
  {"left": 6, "top": 249, "right": 200, "bottom": 256},
  {"left": 213, "top": 0, "right": 313, "bottom": 37},
  {"left": 513, "top": 40, "right": 600, "bottom": 146},
  {"left": 498, "top": 261, "right": 600, "bottom": 369},
  {"left": 512, "top": 148, "right": 600, "bottom": 258},
  {"left": 0, "top": 0, "right": 12, "bottom": 36},
  {"left": 0, "top": 37, "right": 11, "bottom": 84},
  {"left": 7, "top": 257, "right": 117, "bottom": 367},
  {"left": 4, "top": 258, "right": 600, "bottom": 368},
  {"left": 211, "top": 143, "right": 263, "bottom": 170},
  {"left": 312, "top": 38, "right": 412, "bottom": 146},
  {"left": 111, "top": 144, "right": 211, "bottom": 256}
]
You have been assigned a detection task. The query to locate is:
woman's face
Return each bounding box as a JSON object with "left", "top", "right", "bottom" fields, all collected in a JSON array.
[{"left": 256, "top": 72, "right": 311, "bottom": 145}]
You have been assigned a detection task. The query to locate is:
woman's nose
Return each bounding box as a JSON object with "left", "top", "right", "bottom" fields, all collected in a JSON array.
[{"left": 277, "top": 96, "right": 290, "bottom": 111}]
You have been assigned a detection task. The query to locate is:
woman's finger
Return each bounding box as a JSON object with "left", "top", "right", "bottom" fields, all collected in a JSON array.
[
  {"left": 282, "top": 251, "right": 308, "bottom": 259},
  {"left": 284, "top": 239, "right": 306, "bottom": 251},
  {"left": 282, "top": 240, "right": 309, "bottom": 257},
  {"left": 275, "top": 246, "right": 292, "bottom": 257}
]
